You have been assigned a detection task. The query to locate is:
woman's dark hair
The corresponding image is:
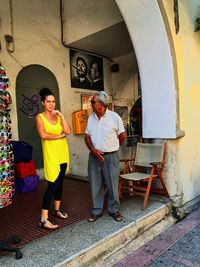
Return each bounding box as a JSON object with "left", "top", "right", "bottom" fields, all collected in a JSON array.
[{"left": 39, "top": 88, "right": 54, "bottom": 102}]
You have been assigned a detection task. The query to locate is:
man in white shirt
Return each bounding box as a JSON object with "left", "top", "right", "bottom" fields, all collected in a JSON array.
[{"left": 85, "top": 91, "right": 126, "bottom": 222}]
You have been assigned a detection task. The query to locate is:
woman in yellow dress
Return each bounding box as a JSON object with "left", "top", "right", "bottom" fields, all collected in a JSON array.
[{"left": 35, "top": 88, "right": 71, "bottom": 230}]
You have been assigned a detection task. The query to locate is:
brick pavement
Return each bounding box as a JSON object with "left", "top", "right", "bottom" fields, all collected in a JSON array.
[{"left": 114, "top": 207, "right": 200, "bottom": 267}]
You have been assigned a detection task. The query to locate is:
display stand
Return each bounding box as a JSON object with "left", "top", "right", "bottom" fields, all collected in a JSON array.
[
  {"left": 0, "top": 64, "right": 23, "bottom": 259},
  {"left": 0, "top": 236, "right": 22, "bottom": 259}
]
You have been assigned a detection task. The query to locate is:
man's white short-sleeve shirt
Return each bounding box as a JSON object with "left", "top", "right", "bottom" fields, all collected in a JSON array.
[{"left": 85, "top": 109, "right": 125, "bottom": 152}]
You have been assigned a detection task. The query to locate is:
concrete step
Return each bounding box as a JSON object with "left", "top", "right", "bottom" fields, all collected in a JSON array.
[
  {"left": 58, "top": 198, "right": 175, "bottom": 267},
  {"left": 0, "top": 197, "right": 175, "bottom": 267}
]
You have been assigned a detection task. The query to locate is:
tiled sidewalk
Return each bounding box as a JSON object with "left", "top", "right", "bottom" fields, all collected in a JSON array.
[
  {"left": 0, "top": 178, "right": 92, "bottom": 246},
  {"left": 114, "top": 207, "right": 200, "bottom": 267}
]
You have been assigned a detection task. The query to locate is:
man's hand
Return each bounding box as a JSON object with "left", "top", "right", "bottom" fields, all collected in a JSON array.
[
  {"left": 91, "top": 149, "right": 104, "bottom": 161},
  {"left": 85, "top": 134, "right": 104, "bottom": 161}
]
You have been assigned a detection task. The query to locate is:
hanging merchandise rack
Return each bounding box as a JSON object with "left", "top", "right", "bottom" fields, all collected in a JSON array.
[{"left": 0, "top": 64, "right": 23, "bottom": 259}]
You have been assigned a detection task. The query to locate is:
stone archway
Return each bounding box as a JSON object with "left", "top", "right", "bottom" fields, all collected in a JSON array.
[
  {"left": 115, "top": 0, "right": 179, "bottom": 139},
  {"left": 16, "top": 64, "right": 60, "bottom": 168}
]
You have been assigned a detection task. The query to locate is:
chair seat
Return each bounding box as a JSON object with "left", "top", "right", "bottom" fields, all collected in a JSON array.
[
  {"left": 120, "top": 172, "right": 157, "bottom": 181},
  {"left": 119, "top": 142, "right": 169, "bottom": 210}
]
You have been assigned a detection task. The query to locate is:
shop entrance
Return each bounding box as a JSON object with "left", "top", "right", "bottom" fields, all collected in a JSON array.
[{"left": 16, "top": 65, "right": 60, "bottom": 169}]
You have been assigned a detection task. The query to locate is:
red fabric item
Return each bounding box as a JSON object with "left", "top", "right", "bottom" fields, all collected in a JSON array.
[{"left": 15, "top": 160, "right": 37, "bottom": 178}]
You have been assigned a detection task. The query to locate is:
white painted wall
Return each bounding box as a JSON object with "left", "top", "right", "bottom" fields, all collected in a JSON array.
[
  {"left": 115, "top": 0, "right": 178, "bottom": 138},
  {"left": 63, "top": 0, "right": 123, "bottom": 44}
]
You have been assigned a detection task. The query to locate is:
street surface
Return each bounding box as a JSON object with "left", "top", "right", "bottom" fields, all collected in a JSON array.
[{"left": 114, "top": 207, "right": 200, "bottom": 267}]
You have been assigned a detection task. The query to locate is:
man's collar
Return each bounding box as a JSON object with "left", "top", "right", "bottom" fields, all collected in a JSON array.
[{"left": 94, "top": 108, "right": 108, "bottom": 120}]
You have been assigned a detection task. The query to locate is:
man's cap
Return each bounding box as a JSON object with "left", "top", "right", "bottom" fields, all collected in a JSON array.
[{"left": 96, "top": 91, "right": 109, "bottom": 106}]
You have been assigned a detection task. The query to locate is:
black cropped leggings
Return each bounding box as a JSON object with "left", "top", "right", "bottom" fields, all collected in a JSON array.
[{"left": 42, "top": 163, "right": 67, "bottom": 210}]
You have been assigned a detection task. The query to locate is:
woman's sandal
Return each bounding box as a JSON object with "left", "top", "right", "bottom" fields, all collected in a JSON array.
[
  {"left": 52, "top": 210, "right": 68, "bottom": 220},
  {"left": 39, "top": 218, "right": 59, "bottom": 230}
]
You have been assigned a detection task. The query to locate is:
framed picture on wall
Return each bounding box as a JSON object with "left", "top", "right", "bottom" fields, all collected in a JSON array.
[
  {"left": 81, "top": 94, "right": 94, "bottom": 115},
  {"left": 70, "top": 49, "right": 104, "bottom": 90}
]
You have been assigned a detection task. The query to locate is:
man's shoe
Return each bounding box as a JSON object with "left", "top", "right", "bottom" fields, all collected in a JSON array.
[
  {"left": 109, "top": 212, "right": 123, "bottom": 222},
  {"left": 88, "top": 214, "right": 102, "bottom": 222}
]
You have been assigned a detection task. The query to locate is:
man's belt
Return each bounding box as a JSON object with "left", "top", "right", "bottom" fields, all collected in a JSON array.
[{"left": 103, "top": 151, "right": 117, "bottom": 155}]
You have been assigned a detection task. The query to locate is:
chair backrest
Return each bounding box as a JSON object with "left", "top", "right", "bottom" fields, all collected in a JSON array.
[{"left": 135, "top": 143, "right": 166, "bottom": 168}]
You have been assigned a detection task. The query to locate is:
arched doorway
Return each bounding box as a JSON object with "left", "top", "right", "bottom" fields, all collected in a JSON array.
[
  {"left": 16, "top": 64, "right": 60, "bottom": 169},
  {"left": 115, "top": 0, "right": 180, "bottom": 139}
]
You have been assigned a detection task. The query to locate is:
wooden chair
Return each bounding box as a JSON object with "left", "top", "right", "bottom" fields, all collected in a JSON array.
[{"left": 119, "top": 142, "right": 169, "bottom": 210}]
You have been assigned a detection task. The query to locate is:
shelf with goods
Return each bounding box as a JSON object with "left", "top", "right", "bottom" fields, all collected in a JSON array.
[
  {"left": 0, "top": 63, "right": 23, "bottom": 259},
  {"left": 0, "top": 65, "right": 14, "bottom": 208}
]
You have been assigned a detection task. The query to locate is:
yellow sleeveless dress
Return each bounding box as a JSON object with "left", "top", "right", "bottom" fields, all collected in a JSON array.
[{"left": 39, "top": 113, "right": 70, "bottom": 182}]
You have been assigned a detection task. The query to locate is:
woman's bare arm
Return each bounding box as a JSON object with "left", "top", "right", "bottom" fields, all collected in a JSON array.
[
  {"left": 35, "top": 115, "right": 66, "bottom": 140},
  {"left": 51, "top": 110, "right": 71, "bottom": 135}
]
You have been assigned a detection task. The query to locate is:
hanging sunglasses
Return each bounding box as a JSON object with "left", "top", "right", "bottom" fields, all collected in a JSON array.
[
  {"left": 0, "top": 104, "right": 8, "bottom": 109},
  {"left": 0, "top": 66, "right": 6, "bottom": 73},
  {"left": 0, "top": 158, "right": 14, "bottom": 165},
  {"left": 0, "top": 129, "right": 11, "bottom": 136},
  {"left": 0, "top": 180, "right": 14, "bottom": 187},
  {"left": 0, "top": 198, "right": 12, "bottom": 208},
  {"left": 0, "top": 90, "right": 12, "bottom": 103},
  {"left": 0, "top": 113, "right": 10, "bottom": 120},
  {"left": 0, "top": 164, "right": 13, "bottom": 172},
  {"left": 0, "top": 150, "right": 13, "bottom": 158},
  {"left": 0, "top": 98, "right": 6, "bottom": 103},
  {"left": 0, "top": 117, "right": 11, "bottom": 124},
  {"left": 0, "top": 134, "right": 12, "bottom": 141},
  {"left": 0, "top": 170, "right": 14, "bottom": 179},
  {"left": 0, "top": 109, "right": 11, "bottom": 117},
  {"left": 0, "top": 135, "right": 12, "bottom": 141},
  {"left": 0, "top": 125, "right": 12, "bottom": 132},
  {"left": 0, "top": 72, "right": 6, "bottom": 77},
  {"left": 0, "top": 138, "right": 12, "bottom": 145},
  {"left": 0, "top": 176, "right": 15, "bottom": 182},
  {"left": 0, "top": 82, "right": 6, "bottom": 90},
  {"left": 0, "top": 124, "right": 11, "bottom": 131},
  {"left": 4, "top": 176, "right": 14, "bottom": 182},
  {"left": 0, "top": 186, "right": 13, "bottom": 194},
  {"left": 0, "top": 76, "right": 9, "bottom": 82},
  {"left": 0, "top": 193, "right": 12, "bottom": 200},
  {"left": 0, "top": 172, "right": 8, "bottom": 179},
  {"left": 0, "top": 89, "right": 7, "bottom": 95},
  {"left": 0, "top": 66, "right": 6, "bottom": 72},
  {"left": 0, "top": 99, "right": 11, "bottom": 107},
  {"left": 0, "top": 143, "right": 13, "bottom": 152}
]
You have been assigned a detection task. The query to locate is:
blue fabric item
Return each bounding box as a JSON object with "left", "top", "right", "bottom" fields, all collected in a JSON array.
[
  {"left": 15, "top": 175, "right": 39, "bottom": 193},
  {"left": 13, "top": 141, "right": 33, "bottom": 163}
]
